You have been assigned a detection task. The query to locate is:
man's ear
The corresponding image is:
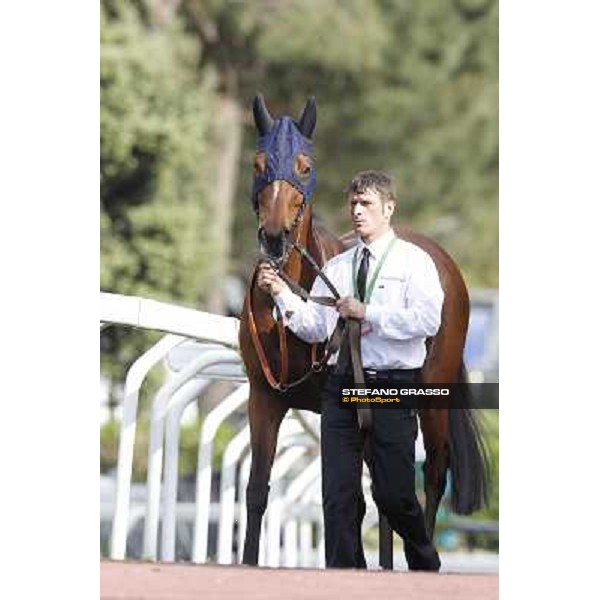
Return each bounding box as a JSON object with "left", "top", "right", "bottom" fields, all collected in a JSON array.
[{"left": 384, "top": 201, "right": 395, "bottom": 218}]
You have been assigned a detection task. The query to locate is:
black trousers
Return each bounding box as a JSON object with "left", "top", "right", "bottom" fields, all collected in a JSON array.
[{"left": 320, "top": 370, "right": 440, "bottom": 571}]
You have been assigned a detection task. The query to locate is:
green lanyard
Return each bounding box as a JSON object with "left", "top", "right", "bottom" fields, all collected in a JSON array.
[{"left": 352, "top": 236, "right": 397, "bottom": 303}]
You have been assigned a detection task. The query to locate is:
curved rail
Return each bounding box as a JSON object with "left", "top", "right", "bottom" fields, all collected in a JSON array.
[
  {"left": 143, "top": 349, "right": 241, "bottom": 560},
  {"left": 192, "top": 383, "right": 250, "bottom": 564},
  {"left": 100, "top": 292, "right": 240, "bottom": 349},
  {"left": 101, "top": 292, "right": 329, "bottom": 566},
  {"left": 110, "top": 333, "right": 186, "bottom": 559}
]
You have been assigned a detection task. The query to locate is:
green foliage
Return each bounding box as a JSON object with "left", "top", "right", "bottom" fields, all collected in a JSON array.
[
  {"left": 102, "top": 0, "right": 498, "bottom": 301},
  {"left": 101, "top": 2, "right": 214, "bottom": 301},
  {"left": 254, "top": 0, "right": 390, "bottom": 73},
  {"left": 225, "top": 0, "right": 499, "bottom": 288},
  {"left": 475, "top": 409, "right": 499, "bottom": 521},
  {"left": 100, "top": 2, "right": 217, "bottom": 381},
  {"left": 100, "top": 418, "right": 120, "bottom": 474},
  {"left": 100, "top": 413, "right": 237, "bottom": 482},
  {"left": 102, "top": 0, "right": 498, "bottom": 309}
]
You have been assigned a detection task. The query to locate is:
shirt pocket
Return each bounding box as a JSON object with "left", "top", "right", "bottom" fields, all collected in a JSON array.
[{"left": 373, "top": 275, "right": 409, "bottom": 306}]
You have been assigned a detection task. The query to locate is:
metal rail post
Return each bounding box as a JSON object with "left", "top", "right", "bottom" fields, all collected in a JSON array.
[
  {"left": 110, "top": 334, "right": 185, "bottom": 560},
  {"left": 143, "top": 349, "right": 240, "bottom": 560},
  {"left": 216, "top": 421, "right": 306, "bottom": 564},
  {"left": 161, "top": 357, "right": 244, "bottom": 561},
  {"left": 265, "top": 440, "right": 312, "bottom": 567},
  {"left": 191, "top": 383, "right": 250, "bottom": 564},
  {"left": 159, "top": 377, "right": 210, "bottom": 562}
]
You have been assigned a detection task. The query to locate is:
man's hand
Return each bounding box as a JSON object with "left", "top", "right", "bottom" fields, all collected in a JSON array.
[
  {"left": 336, "top": 296, "right": 366, "bottom": 320},
  {"left": 256, "top": 263, "right": 286, "bottom": 296}
]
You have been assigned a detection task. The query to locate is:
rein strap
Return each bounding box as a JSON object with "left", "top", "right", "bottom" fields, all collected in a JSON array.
[{"left": 249, "top": 237, "right": 373, "bottom": 430}]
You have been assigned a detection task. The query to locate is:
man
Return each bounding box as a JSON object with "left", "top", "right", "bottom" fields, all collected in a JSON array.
[{"left": 257, "top": 171, "right": 443, "bottom": 571}]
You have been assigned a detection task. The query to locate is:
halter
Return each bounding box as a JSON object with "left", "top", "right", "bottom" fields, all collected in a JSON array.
[
  {"left": 256, "top": 197, "right": 308, "bottom": 269},
  {"left": 247, "top": 207, "right": 345, "bottom": 392}
]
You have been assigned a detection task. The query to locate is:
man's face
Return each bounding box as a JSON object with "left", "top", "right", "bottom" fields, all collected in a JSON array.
[{"left": 348, "top": 188, "right": 394, "bottom": 241}]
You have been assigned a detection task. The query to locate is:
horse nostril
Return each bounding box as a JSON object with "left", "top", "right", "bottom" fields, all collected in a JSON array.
[{"left": 258, "top": 228, "right": 285, "bottom": 260}]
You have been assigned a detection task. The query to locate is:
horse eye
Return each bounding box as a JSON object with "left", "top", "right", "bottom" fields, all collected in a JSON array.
[{"left": 297, "top": 163, "right": 311, "bottom": 177}]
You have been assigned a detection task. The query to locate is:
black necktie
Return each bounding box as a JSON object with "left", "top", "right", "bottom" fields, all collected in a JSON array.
[
  {"left": 356, "top": 247, "right": 370, "bottom": 301},
  {"left": 335, "top": 247, "right": 370, "bottom": 376}
]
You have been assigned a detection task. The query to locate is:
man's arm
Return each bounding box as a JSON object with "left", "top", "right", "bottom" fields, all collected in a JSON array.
[
  {"left": 364, "top": 252, "right": 444, "bottom": 340},
  {"left": 258, "top": 263, "right": 332, "bottom": 343}
]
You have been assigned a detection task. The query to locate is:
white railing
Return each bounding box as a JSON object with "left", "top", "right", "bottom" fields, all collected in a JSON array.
[
  {"left": 100, "top": 292, "right": 240, "bottom": 348},
  {"left": 100, "top": 292, "right": 326, "bottom": 567},
  {"left": 101, "top": 290, "right": 496, "bottom": 569},
  {"left": 108, "top": 333, "right": 186, "bottom": 559},
  {"left": 143, "top": 348, "right": 243, "bottom": 560},
  {"left": 101, "top": 292, "right": 244, "bottom": 560}
]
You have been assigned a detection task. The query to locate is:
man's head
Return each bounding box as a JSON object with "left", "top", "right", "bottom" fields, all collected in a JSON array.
[{"left": 346, "top": 171, "right": 397, "bottom": 243}]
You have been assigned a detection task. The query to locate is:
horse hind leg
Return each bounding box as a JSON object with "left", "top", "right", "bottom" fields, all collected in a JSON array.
[
  {"left": 420, "top": 408, "right": 450, "bottom": 541},
  {"left": 242, "top": 386, "right": 288, "bottom": 566}
]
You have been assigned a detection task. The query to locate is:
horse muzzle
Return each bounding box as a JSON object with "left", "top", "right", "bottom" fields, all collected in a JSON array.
[{"left": 258, "top": 227, "right": 289, "bottom": 263}]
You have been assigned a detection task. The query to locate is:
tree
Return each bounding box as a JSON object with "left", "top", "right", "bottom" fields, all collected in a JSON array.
[
  {"left": 241, "top": 0, "right": 499, "bottom": 286},
  {"left": 178, "top": 0, "right": 498, "bottom": 287},
  {"left": 101, "top": 1, "right": 216, "bottom": 383}
]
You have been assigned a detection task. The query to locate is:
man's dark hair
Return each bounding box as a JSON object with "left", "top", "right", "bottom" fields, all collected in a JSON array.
[{"left": 345, "top": 170, "right": 397, "bottom": 203}]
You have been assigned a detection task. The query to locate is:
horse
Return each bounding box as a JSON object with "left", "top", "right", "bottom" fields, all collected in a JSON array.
[{"left": 238, "top": 94, "right": 489, "bottom": 566}]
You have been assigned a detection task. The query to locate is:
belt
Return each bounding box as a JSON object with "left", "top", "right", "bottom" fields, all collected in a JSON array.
[
  {"left": 364, "top": 368, "right": 420, "bottom": 378},
  {"left": 326, "top": 366, "right": 420, "bottom": 378}
]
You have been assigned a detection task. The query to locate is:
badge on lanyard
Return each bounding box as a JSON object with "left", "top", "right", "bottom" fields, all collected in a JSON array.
[
  {"left": 352, "top": 236, "right": 397, "bottom": 339},
  {"left": 361, "top": 321, "right": 373, "bottom": 336}
]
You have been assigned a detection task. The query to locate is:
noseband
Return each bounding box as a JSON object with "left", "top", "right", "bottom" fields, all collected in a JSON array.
[
  {"left": 257, "top": 196, "right": 308, "bottom": 269},
  {"left": 248, "top": 198, "right": 344, "bottom": 392}
]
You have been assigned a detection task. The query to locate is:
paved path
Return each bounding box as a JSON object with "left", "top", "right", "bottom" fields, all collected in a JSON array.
[{"left": 101, "top": 561, "right": 499, "bottom": 600}]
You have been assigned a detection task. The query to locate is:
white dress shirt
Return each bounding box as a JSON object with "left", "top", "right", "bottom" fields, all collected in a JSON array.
[{"left": 273, "top": 228, "right": 444, "bottom": 369}]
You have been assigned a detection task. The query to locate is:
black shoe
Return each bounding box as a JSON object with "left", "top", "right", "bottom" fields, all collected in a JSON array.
[{"left": 406, "top": 545, "right": 441, "bottom": 572}]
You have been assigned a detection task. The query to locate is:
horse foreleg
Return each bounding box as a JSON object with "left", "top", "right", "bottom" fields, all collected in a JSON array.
[
  {"left": 419, "top": 408, "right": 450, "bottom": 541},
  {"left": 242, "top": 386, "right": 288, "bottom": 566}
]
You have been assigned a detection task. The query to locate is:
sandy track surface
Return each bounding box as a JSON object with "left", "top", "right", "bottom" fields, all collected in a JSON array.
[{"left": 101, "top": 560, "right": 499, "bottom": 600}]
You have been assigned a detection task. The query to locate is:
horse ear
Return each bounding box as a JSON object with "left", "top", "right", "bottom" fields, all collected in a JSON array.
[
  {"left": 297, "top": 96, "right": 317, "bottom": 139},
  {"left": 253, "top": 94, "right": 274, "bottom": 136}
]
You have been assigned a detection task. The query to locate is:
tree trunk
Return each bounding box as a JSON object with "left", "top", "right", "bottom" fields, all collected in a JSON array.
[
  {"left": 146, "top": 0, "right": 183, "bottom": 26},
  {"left": 205, "top": 94, "right": 243, "bottom": 314}
]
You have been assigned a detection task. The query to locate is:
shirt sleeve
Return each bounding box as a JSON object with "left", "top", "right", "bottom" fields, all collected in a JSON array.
[
  {"left": 272, "top": 265, "right": 334, "bottom": 343},
  {"left": 364, "top": 251, "right": 444, "bottom": 340}
]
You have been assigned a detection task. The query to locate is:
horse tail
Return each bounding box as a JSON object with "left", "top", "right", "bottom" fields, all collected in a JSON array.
[{"left": 447, "top": 362, "right": 490, "bottom": 514}]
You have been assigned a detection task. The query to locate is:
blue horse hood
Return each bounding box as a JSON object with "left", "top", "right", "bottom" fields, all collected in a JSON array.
[{"left": 252, "top": 117, "right": 317, "bottom": 209}]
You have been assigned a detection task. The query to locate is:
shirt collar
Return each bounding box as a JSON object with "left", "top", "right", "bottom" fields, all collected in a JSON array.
[{"left": 358, "top": 228, "right": 396, "bottom": 262}]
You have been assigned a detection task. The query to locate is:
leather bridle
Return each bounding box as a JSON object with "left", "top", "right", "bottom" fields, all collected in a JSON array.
[
  {"left": 246, "top": 201, "right": 372, "bottom": 429},
  {"left": 246, "top": 200, "right": 345, "bottom": 392}
]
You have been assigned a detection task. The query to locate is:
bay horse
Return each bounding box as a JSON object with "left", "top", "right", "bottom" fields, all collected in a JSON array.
[{"left": 238, "top": 95, "right": 488, "bottom": 566}]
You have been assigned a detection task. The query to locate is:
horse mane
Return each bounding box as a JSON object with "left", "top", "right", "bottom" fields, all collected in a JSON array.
[{"left": 308, "top": 212, "right": 346, "bottom": 265}]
